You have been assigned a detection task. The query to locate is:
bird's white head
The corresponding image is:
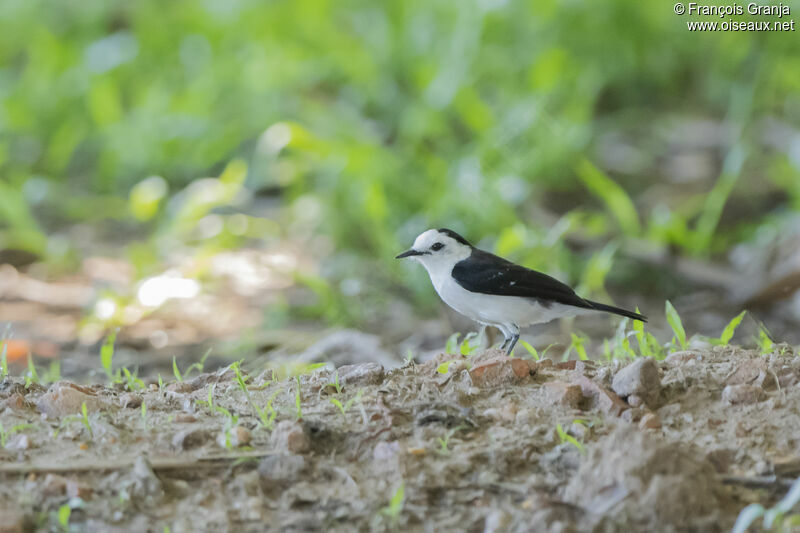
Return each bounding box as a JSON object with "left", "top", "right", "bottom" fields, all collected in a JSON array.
[{"left": 395, "top": 228, "right": 473, "bottom": 273}]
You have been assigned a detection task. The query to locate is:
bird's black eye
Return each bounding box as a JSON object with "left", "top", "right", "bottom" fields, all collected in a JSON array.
[{"left": 431, "top": 242, "right": 444, "bottom": 251}]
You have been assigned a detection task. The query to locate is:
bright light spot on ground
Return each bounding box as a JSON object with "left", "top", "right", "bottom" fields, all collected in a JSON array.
[
  {"left": 259, "top": 123, "right": 292, "bottom": 154},
  {"left": 137, "top": 273, "right": 201, "bottom": 308},
  {"left": 95, "top": 298, "right": 117, "bottom": 320}
]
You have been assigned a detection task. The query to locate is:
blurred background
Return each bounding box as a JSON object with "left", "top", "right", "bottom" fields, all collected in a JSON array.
[{"left": 1, "top": 0, "right": 799, "bottom": 379}]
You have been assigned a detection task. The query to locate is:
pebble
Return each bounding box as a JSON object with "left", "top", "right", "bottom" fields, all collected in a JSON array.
[
  {"left": 575, "top": 376, "right": 629, "bottom": 417},
  {"left": 621, "top": 407, "right": 644, "bottom": 424},
  {"left": 627, "top": 394, "right": 645, "bottom": 408},
  {"left": 612, "top": 357, "right": 660, "bottom": 406},
  {"left": 0, "top": 394, "right": 29, "bottom": 412},
  {"left": 173, "top": 413, "right": 197, "bottom": 423},
  {"left": 270, "top": 420, "right": 310, "bottom": 454},
  {"left": 165, "top": 382, "right": 194, "bottom": 394},
  {"left": 5, "top": 434, "right": 31, "bottom": 451},
  {"left": 42, "top": 473, "right": 68, "bottom": 496},
  {"left": 542, "top": 381, "right": 583, "bottom": 409},
  {"left": 258, "top": 454, "right": 307, "bottom": 486},
  {"left": 218, "top": 426, "right": 252, "bottom": 448},
  {"left": 67, "top": 479, "right": 93, "bottom": 499},
  {"left": 469, "top": 356, "right": 533, "bottom": 387},
  {"left": 722, "top": 384, "right": 765, "bottom": 404},
  {"left": 36, "top": 383, "right": 105, "bottom": 417},
  {"left": 726, "top": 359, "right": 771, "bottom": 390},
  {"left": 664, "top": 351, "right": 699, "bottom": 366},
  {"left": 337, "top": 363, "right": 385, "bottom": 388},
  {"left": 639, "top": 412, "right": 662, "bottom": 430},
  {"left": 119, "top": 393, "right": 142, "bottom": 409},
  {"left": 172, "top": 428, "right": 212, "bottom": 450}
]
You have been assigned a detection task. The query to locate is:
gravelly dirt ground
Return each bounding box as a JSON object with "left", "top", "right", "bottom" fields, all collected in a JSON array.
[{"left": 1, "top": 345, "right": 799, "bottom": 532}]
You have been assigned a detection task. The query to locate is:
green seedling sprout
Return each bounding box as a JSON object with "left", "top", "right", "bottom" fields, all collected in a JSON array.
[
  {"left": 57, "top": 504, "right": 71, "bottom": 531},
  {"left": 329, "top": 389, "right": 364, "bottom": 419},
  {"left": 1, "top": 327, "right": 9, "bottom": 379},
  {"left": 665, "top": 301, "right": 688, "bottom": 351},
  {"left": 562, "top": 333, "right": 589, "bottom": 361},
  {"left": 381, "top": 482, "right": 405, "bottom": 522},
  {"left": 445, "top": 333, "right": 460, "bottom": 354},
  {"left": 436, "top": 360, "right": 457, "bottom": 374},
  {"left": 436, "top": 424, "right": 465, "bottom": 456},
  {"left": 253, "top": 389, "right": 281, "bottom": 429},
  {"left": 183, "top": 348, "right": 212, "bottom": 379},
  {"left": 459, "top": 332, "right": 481, "bottom": 356},
  {"left": 709, "top": 310, "right": 746, "bottom": 346},
  {"left": 556, "top": 423, "right": 584, "bottom": 454},
  {"left": 24, "top": 354, "right": 40, "bottom": 388},
  {"left": 0, "top": 422, "right": 34, "bottom": 447},
  {"left": 121, "top": 367, "right": 145, "bottom": 391},
  {"left": 295, "top": 376, "right": 303, "bottom": 420},
  {"left": 632, "top": 310, "right": 664, "bottom": 359},
  {"left": 172, "top": 356, "right": 183, "bottom": 382},
  {"left": 328, "top": 371, "right": 342, "bottom": 394},
  {"left": 100, "top": 330, "right": 117, "bottom": 381},
  {"left": 80, "top": 402, "right": 93, "bottom": 437},
  {"left": 404, "top": 348, "right": 415, "bottom": 364},
  {"left": 43, "top": 360, "right": 61, "bottom": 383},
  {"left": 520, "top": 340, "right": 540, "bottom": 360},
  {"left": 732, "top": 475, "right": 800, "bottom": 533},
  {"left": 157, "top": 374, "right": 164, "bottom": 391}
]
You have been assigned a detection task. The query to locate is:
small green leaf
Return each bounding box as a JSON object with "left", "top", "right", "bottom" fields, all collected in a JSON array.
[
  {"left": 718, "top": 310, "right": 746, "bottom": 345},
  {"left": 437, "top": 360, "right": 455, "bottom": 374},
  {"left": 172, "top": 356, "right": 183, "bottom": 382},
  {"left": 665, "top": 301, "right": 687, "bottom": 350},
  {"left": 100, "top": 330, "right": 117, "bottom": 379}
]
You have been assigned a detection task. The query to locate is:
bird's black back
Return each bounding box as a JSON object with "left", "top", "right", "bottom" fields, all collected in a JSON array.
[{"left": 451, "top": 248, "right": 647, "bottom": 322}]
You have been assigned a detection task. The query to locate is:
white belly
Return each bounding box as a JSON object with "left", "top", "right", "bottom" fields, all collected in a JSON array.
[{"left": 429, "top": 269, "right": 580, "bottom": 328}]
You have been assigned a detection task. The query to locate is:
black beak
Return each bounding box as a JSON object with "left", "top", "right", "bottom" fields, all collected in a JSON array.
[{"left": 395, "top": 249, "right": 425, "bottom": 259}]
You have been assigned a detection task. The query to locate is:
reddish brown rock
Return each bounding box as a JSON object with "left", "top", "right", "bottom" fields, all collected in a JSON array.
[
  {"left": 469, "top": 356, "right": 533, "bottom": 387},
  {"left": 556, "top": 361, "right": 577, "bottom": 371},
  {"left": 36, "top": 383, "right": 105, "bottom": 417},
  {"left": 67, "top": 479, "right": 93, "bottom": 499},
  {"left": 270, "top": 421, "right": 310, "bottom": 454},
  {"left": 543, "top": 381, "right": 583, "bottom": 409},
  {"left": 612, "top": 357, "right": 660, "bottom": 406},
  {"left": 722, "top": 384, "right": 765, "bottom": 404},
  {"left": 575, "top": 376, "right": 629, "bottom": 417}
]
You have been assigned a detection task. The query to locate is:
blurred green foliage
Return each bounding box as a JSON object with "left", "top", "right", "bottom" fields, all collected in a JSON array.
[{"left": 1, "top": 0, "right": 799, "bottom": 320}]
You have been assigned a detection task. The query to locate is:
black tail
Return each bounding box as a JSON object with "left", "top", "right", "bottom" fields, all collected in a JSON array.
[{"left": 586, "top": 299, "right": 647, "bottom": 322}]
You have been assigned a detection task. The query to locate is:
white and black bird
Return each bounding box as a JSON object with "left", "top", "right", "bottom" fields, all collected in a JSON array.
[{"left": 396, "top": 228, "right": 646, "bottom": 355}]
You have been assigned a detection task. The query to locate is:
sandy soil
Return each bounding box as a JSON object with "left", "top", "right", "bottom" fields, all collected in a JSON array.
[{"left": 0, "top": 345, "right": 798, "bottom": 532}]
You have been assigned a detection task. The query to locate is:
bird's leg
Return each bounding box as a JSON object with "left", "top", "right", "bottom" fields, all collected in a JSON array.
[
  {"left": 504, "top": 324, "right": 520, "bottom": 356},
  {"left": 496, "top": 325, "right": 511, "bottom": 352}
]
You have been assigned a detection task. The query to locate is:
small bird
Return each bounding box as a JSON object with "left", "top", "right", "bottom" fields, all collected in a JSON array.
[{"left": 396, "top": 228, "right": 646, "bottom": 355}]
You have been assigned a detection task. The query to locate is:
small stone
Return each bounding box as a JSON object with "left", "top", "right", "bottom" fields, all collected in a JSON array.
[
  {"left": 128, "top": 455, "right": 164, "bottom": 506},
  {"left": 148, "top": 384, "right": 159, "bottom": 392},
  {"left": 542, "top": 381, "right": 583, "bottom": 409},
  {"left": 0, "top": 393, "right": 29, "bottom": 412},
  {"left": 218, "top": 426, "right": 252, "bottom": 448},
  {"left": 337, "top": 363, "right": 384, "bottom": 388},
  {"left": 722, "top": 384, "right": 765, "bottom": 404},
  {"left": 258, "top": 454, "right": 306, "bottom": 487},
  {"left": 483, "top": 401, "right": 518, "bottom": 422},
  {"left": 270, "top": 420, "right": 310, "bottom": 454},
  {"left": 627, "top": 394, "right": 645, "bottom": 408},
  {"left": 537, "top": 359, "right": 554, "bottom": 369},
  {"left": 621, "top": 408, "right": 644, "bottom": 424},
  {"left": 36, "top": 383, "right": 105, "bottom": 417},
  {"left": 639, "top": 412, "right": 662, "bottom": 430},
  {"left": 42, "top": 473, "right": 67, "bottom": 496},
  {"left": 166, "top": 382, "right": 194, "bottom": 394},
  {"left": 172, "top": 428, "right": 212, "bottom": 450},
  {"left": 5, "top": 434, "right": 31, "bottom": 451},
  {"left": 612, "top": 357, "right": 660, "bottom": 406},
  {"left": 556, "top": 361, "right": 577, "bottom": 370},
  {"left": 173, "top": 413, "right": 197, "bottom": 423},
  {"left": 119, "top": 393, "right": 142, "bottom": 409},
  {"left": 469, "top": 356, "right": 532, "bottom": 387},
  {"left": 574, "top": 360, "right": 596, "bottom": 377},
  {"left": 664, "top": 351, "right": 699, "bottom": 366},
  {"left": 575, "top": 376, "right": 629, "bottom": 417},
  {"left": 66, "top": 479, "right": 93, "bottom": 499},
  {"left": 726, "top": 359, "right": 771, "bottom": 390}
]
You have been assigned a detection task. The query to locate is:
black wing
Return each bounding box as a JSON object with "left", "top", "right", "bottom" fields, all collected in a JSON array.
[{"left": 452, "top": 249, "right": 592, "bottom": 310}]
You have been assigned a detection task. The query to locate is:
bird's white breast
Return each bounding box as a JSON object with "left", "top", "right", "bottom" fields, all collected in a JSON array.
[{"left": 426, "top": 264, "right": 578, "bottom": 327}]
